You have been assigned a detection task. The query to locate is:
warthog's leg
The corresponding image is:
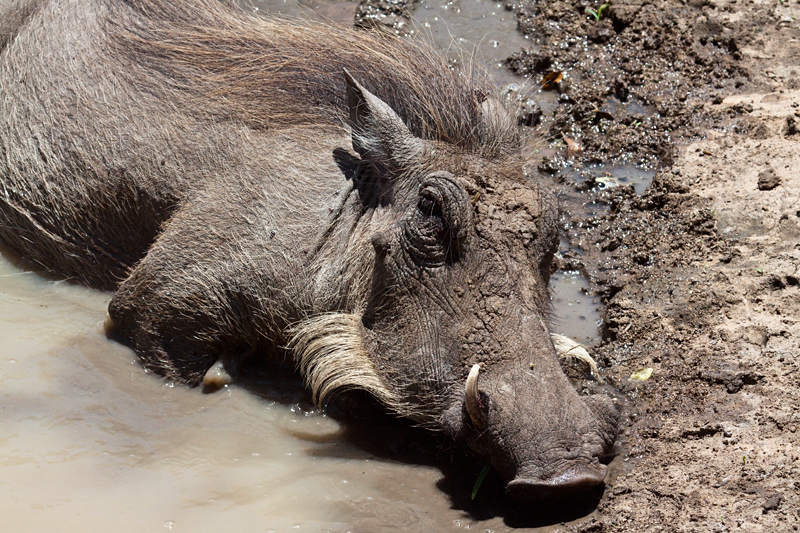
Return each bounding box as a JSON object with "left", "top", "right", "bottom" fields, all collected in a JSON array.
[
  {"left": 108, "top": 256, "right": 225, "bottom": 385},
  {"left": 106, "top": 202, "right": 276, "bottom": 385}
]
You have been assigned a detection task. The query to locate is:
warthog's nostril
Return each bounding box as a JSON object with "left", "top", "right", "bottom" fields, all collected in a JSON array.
[{"left": 506, "top": 464, "right": 607, "bottom": 501}]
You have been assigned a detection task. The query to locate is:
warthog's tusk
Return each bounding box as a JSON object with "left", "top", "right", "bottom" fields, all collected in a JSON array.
[
  {"left": 465, "top": 363, "right": 486, "bottom": 427},
  {"left": 550, "top": 333, "right": 604, "bottom": 384}
]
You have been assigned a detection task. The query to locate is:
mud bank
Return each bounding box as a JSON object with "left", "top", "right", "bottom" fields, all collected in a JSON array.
[{"left": 502, "top": 0, "right": 800, "bottom": 530}]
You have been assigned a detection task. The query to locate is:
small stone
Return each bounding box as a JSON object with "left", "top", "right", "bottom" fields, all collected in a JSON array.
[
  {"left": 203, "top": 360, "right": 232, "bottom": 390},
  {"left": 614, "top": 79, "right": 630, "bottom": 102},
  {"left": 762, "top": 493, "right": 782, "bottom": 513},
  {"left": 538, "top": 157, "right": 560, "bottom": 175},
  {"left": 757, "top": 168, "right": 780, "bottom": 191},
  {"left": 519, "top": 99, "right": 542, "bottom": 127},
  {"left": 785, "top": 115, "right": 799, "bottom": 136}
]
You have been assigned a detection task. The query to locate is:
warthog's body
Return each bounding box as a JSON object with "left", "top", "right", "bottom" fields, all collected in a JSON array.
[{"left": 0, "top": 0, "right": 617, "bottom": 501}]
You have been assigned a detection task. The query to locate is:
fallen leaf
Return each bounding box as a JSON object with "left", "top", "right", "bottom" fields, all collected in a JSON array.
[
  {"left": 541, "top": 70, "right": 563, "bottom": 90},
  {"left": 561, "top": 132, "right": 582, "bottom": 155},
  {"left": 629, "top": 367, "right": 654, "bottom": 382}
]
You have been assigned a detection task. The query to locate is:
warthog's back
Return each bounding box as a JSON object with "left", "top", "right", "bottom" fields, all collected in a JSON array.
[
  {"left": 0, "top": 0, "right": 500, "bottom": 289},
  {"left": 1, "top": 0, "right": 199, "bottom": 286}
]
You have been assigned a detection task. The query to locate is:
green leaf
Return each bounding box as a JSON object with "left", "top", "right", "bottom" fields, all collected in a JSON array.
[
  {"left": 586, "top": 3, "right": 610, "bottom": 21},
  {"left": 471, "top": 465, "right": 491, "bottom": 500}
]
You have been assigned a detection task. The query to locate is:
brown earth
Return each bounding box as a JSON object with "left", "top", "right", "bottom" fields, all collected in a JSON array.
[{"left": 496, "top": 0, "right": 800, "bottom": 530}]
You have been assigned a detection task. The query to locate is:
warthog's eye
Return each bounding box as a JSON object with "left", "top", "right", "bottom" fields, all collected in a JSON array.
[
  {"left": 417, "top": 188, "right": 446, "bottom": 235},
  {"left": 401, "top": 173, "right": 471, "bottom": 267},
  {"left": 417, "top": 191, "right": 443, "bottom": 218}
]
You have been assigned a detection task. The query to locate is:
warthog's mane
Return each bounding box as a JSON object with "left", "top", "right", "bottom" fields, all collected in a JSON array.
[{"left": 105, "top": 0, "right": 519, "bottom": 157}]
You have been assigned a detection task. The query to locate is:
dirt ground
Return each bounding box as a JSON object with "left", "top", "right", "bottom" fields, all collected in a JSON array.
[{"left": 494, "top": 0, "right": 800, "bottom": 530}]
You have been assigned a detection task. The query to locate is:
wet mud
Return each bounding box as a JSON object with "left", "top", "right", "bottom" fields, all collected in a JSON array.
[
  {"left": 4, "top": 0, "right": 800, "bottom": 531},
  {"left": 501, "top": 0, "right": 800, "bottom": 530}
]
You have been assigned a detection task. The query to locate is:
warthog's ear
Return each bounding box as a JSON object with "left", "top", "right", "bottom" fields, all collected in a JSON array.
[{"left": 344, "top": 69, "right": 423, "bottom": 167}]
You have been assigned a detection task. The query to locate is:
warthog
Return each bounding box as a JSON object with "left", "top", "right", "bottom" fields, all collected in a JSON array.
[{"left": 0, "top": 0, "right": 617, "bottom": 502}]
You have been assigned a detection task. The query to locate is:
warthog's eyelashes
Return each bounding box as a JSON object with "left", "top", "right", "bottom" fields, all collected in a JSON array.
[{"left": 465, "top": 363, "right": 489, "bottom": 428}]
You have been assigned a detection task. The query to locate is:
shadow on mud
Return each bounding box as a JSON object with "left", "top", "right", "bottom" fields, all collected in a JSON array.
[{"left": 235, "top": 358, "right": 607, "bottom": 528}]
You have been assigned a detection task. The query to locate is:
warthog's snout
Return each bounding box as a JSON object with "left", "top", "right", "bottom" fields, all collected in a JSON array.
[
  {"left": 506, "top": 463, "right": 607, "bottom": 501},
  {"left": 444, "top": 359, "right": 617, "bottom": 503}
]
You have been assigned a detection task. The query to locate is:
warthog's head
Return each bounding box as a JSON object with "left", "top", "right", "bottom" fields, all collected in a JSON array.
[{"left": 292, "top": 72, "right": 618, "bottom": 503}]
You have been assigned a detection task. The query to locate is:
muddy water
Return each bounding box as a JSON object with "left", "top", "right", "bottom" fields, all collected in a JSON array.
[
  {"left": 549, "top": 270, "right": 601, "bottom": 347},
  {"left": 0, "top": 254, "right": 482, "bottom": 532},
  {"left": 1, "top": 2, "right": 606, "bottom": 531},
  {"left": 412, "top": 0, "right": 531, "bottom": 85},
  {"left": 242, "top": 0, "right": 358, "bottom": 24},
  {"left": 244, "top": 0, "right": 541, "bottom": 88}
]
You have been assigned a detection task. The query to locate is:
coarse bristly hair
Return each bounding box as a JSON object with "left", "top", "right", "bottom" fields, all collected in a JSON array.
[
  {"left": 287, "top": 312, "right": 409, "bottom": 414},
  {"left": 105, "top": 0, "right": 521, "bottom": 158},
  {"left": 288, "top": 312, "right": 604, "bottom": 414}
]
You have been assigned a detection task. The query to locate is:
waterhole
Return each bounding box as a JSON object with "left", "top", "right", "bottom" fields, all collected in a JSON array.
[{"left": 3, "top": 2, "right": 614, "bottom": 531}]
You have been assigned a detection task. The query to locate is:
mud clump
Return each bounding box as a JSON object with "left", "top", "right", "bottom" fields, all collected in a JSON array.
[
  {"left": 505, "top": 0, "right": 750, "bottom": 168},
  {"left": 757, "top": 168, "right": 781, "bottom": 191},
  {"left": 355, "top": 0, "right": 416, "bottom": 35}
]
